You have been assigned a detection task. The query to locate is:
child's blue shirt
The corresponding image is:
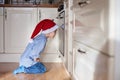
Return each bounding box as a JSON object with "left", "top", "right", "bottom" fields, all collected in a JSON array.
[{"left": 19, "top": 34, "right": 47, "bottom": 68}]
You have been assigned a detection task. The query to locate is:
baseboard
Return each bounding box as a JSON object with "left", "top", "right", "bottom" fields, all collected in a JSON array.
[
  {"left": 40, "top": 53, "right": 62, "bottom": 62},
  {"left": 0, "top": 53, "right": 62, "bottom": 62}
]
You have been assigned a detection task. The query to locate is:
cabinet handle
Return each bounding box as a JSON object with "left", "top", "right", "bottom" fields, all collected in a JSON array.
[
  {"left": 73, "top": 13, "right": 75, "bottom": 32},
  {"left": 78, "top": 0, "right": 91, "bottom": 7},
  {"left": 39, "top": 10, "right": 41, "bottom": 20},
  {"left": 4, "top": 9, "right": 7, "bottom": 20},
  {"left": 77, "top": 48, "right": 86, "bottom": 54}
]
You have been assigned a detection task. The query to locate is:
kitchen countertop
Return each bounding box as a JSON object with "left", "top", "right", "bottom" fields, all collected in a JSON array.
[{"left": 0, "top": 4, "right": 59, "bottom": 8}]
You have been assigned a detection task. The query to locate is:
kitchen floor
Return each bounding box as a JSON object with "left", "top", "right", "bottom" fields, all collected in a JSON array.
[{"left": 0, "top": 62, "right": 71, "bottom": 80}]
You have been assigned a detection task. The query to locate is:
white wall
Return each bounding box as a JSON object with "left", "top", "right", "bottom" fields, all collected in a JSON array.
[{"left": 115, "top": 0, "right": 120, "bottom": 80}]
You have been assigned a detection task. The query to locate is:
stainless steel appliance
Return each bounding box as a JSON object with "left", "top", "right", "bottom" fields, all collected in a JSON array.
[
  {"left": 0, "top": 7, "right": 4, "bottom": 52},
  {"left": 0, "top": 0, "right": 4, "bottom": 4},
  {"left": 57, "top": 10, "right": 65, "bottom": 56}
]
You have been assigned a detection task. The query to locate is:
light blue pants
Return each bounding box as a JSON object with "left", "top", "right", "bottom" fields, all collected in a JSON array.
[{"left": 13, "top": 62, "right": 46, "bottom": 74}]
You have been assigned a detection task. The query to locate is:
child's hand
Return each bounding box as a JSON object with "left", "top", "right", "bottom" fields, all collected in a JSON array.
[{"left": 36, "top": 58, "right": 40, "bottom": 62}]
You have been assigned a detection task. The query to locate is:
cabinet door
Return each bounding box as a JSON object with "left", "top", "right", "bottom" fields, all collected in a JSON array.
[
  {"left": 38, "top": 8, "right": 57, "bottom": 21},
  {"left": 37, "top": 8, "right": 59, "bottom": 54},
  {"left": 0, "top": 8, "right": 3, "bottom": 53},
  {"left": 73, "top": 0, "right": 110, "bottom": 55},
  {"left": 73, "top": 41, "right": 114, "bottom": 80},
  {"left": 4, "top": 8, "right": 37, "bottom": 53}
]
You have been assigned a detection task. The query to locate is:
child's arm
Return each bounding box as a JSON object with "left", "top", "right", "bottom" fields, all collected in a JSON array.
[{"left": 29, "top": 36, "right": 47, "bottom": 63}]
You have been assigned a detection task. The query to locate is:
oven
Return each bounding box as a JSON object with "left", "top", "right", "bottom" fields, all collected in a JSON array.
[
  {"left": 0, "top": 7, "right": 4, "bottom": 52},
  {"left": 57, "top": 9, "right": 65, "bottom": 56}
]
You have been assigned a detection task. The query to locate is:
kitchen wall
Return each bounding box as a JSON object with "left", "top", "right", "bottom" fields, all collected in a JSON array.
[{"left": 115, "top": 0, "right": 120, "bottom": 79}]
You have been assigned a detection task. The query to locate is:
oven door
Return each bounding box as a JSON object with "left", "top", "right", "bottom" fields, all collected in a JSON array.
[
  {"left": 58, "top": 11, "right": 65, "bottom": 56},
  {"left": 0, "top": 7, "right": 4, "bottom": 52},
  {"left": 59, "top": 25, "right": 65, "bottom": 56}
]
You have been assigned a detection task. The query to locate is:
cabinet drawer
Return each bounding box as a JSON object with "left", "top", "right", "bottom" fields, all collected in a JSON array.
[
  {"left": 73, "top": 0, "right": 105, "bottom": 12},
  {"left": 73, "top": 41, "right": 114, "bottom": 80}
]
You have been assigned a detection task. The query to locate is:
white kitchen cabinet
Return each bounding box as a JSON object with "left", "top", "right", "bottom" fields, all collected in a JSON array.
[
  {"left": 37, "top": 8, "right": 57, "bottom": 21},
  {"left": 37, "top": 8, "right": 59, "bottom": 54},
  {"left": 71, "top": 0, "right": 115, "bottom": 80},
  {"left": 0, "top": 7, "right": 4, "bottom": 53},
  {"left": 73, "top": 0, "right": 111, "bottom": 55},
  {"left": 4, "top": 7, "right": 58, "bottom": 54},
  {"left": 63, "top": 0, "right": 74, "bottom": 73},
  {"left": 4, "top": 7, "right": 38, "bottom": 53},
  {"left": 0, "top": 7, "right": 60, "bottom": 62},
  {"left": 73, "top": 41, "right": 114, "bottom": 80}
]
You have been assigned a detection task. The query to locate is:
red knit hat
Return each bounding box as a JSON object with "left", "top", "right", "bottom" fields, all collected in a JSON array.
[{"left": 30, "top": 19, "right": 59, "bottom": 39}]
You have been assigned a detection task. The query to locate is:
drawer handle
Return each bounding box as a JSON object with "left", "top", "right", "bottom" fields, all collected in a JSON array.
[
  {"left": 78, "top": 0, "right": 91, "bottom": 7},
  {"left": 77, "top": 49, "right": 86, "bottom": 54}
]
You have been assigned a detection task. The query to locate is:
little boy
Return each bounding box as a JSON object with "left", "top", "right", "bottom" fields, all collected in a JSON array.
[{"left": 13, "top": 19, "right": 59, "bottom": 74}]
